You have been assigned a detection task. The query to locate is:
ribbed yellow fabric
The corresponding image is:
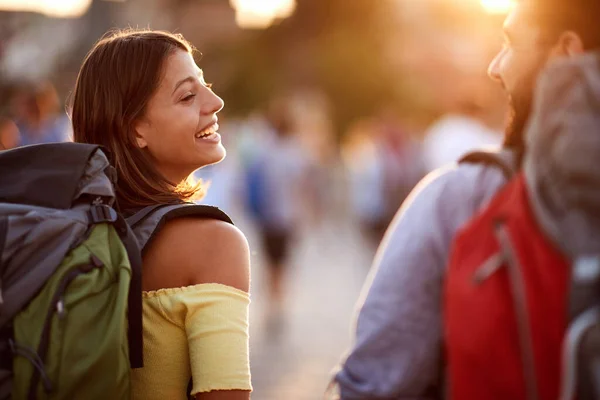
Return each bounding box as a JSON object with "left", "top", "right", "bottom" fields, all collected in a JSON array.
[{"left": 130, "top": 283, "right": 252, "bottom": 399}]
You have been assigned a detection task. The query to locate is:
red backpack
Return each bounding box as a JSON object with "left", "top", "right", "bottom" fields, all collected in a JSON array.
[{"left": 444, "top": 151, "right": 600, "bottom": 400}]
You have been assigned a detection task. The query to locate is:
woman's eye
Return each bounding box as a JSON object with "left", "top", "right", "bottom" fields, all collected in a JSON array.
[{"left": 182, "top": 93, "right": 196, "bottom": 102}]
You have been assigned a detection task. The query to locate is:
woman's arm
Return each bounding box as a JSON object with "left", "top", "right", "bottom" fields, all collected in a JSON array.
[
  {"left": 143, "top": 218, "right": 251, "bottom": 400},
  {"left": 142, "top": 218, "right": 250, "bottom": 292}
]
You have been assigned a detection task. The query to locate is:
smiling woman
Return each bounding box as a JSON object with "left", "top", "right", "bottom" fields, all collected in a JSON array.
[
  {"left": 131, "top": 49, "right": 226, "bottom": 186},
  {"left": 71, "top": 29, "right": 251, "bottom": 400},
  {"left": 71, "top": 30, "right": 225, "bottom": 210}
]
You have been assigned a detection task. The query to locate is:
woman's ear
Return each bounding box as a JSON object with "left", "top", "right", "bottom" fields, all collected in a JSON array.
[{"left": 133, "top": 120, "right": 149, "bottom": 149}]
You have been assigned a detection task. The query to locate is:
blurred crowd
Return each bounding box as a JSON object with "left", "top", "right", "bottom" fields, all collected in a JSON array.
[{"left": 0, "top": 81, "right": 71, "bottom": 149}]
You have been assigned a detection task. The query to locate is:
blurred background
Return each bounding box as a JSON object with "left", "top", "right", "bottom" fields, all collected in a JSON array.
[{"left": 0, "top": 0, "right": 512, "bottom": 398}]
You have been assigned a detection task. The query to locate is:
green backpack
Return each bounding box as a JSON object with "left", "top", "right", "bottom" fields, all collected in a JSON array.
[
  {"left": 0, "top": 143, "right": 143, "bottom": 400},
  {"left": 0, "top": 143, "right": 232, "bottom": 399}
]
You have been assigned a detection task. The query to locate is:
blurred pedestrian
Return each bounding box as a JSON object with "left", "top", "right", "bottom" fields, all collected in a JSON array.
[
  {"left": 244, "top": 106, "right": 311, "bottom": 333},
  {"left": 14, "top": 82, "right": 71, "bottom": 146},
  {"left": 344, "top": 113, "right": 424, "bottom": 250},
  {"left": 0, "top": 117, "right": 20, "bottom": 150},
  {"left": 343, "top": 119, "right": 386, "bottom": 245},
  {"left": 330, "top": 0, "right": 599, "bottom": 398},
  {"left": 422, "top": 99, "right": 502, "bottom": 172},
  {"left": 71, "top": 29, "right": 251, "bottom": 399}
]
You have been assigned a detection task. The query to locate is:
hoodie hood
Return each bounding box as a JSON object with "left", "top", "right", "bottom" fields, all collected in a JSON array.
[{"left": 524, "top": 51, "right": 600, "bottom": 259}]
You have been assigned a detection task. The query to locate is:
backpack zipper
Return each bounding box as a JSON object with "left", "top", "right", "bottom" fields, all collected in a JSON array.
[
  {"left": 472, "top": 252, "right": 504, "bottom": 285},
  {"left": 27, "top": 254, "right": 104, "bottom": 400},
  {"left": 495, "top": 223, "right": 540, "bottom": 400}
]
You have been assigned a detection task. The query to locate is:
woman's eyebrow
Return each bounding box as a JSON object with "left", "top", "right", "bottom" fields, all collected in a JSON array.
[
  {"left": 172, "top": 70, "right": 203, "bottom": 95},
  {"left": 172, "top": 76, "right": 196, "bottom": 95}
]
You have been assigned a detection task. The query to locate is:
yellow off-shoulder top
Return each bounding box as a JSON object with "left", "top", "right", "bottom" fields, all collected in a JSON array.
[{"left": 130, "top": 283, "right": 252, "bottom": 399}]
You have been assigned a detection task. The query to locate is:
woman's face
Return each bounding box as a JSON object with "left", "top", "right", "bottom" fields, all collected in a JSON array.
[{"left": 134, "top": 49, "right": 225, "bottom": 183}]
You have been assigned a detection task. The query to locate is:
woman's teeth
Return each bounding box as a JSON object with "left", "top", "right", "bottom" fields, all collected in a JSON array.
[{"left": 195, "top": 127, "right": 216, "bottom": 139}]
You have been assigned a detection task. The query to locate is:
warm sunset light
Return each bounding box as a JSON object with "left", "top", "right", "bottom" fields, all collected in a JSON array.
[
  {"left": 230, "top": 0, "right": 296, "bottom": 29},
  {"left": 0, "top": 0, "right": 92, "bottom": 18},
  {"left": 480, "top": 0, "right": 514, "bottom": 14}
]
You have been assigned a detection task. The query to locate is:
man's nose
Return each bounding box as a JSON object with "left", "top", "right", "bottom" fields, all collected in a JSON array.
[{"left": 487, "top": 49, "right": 505, "bottom": 83}]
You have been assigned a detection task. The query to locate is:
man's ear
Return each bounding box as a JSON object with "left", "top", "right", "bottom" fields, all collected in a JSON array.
[
  {"left": 552, "top": 31, "right": 585, "bottom": 57},
  {"left": 133, "top": 119, "right": 149, "bottom": 149}
]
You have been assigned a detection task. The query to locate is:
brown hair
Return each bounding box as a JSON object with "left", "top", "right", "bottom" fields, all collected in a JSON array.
[
  {"left": 527, "top": 0, "right": 600, "bottom": 50},
  {"left": 71, "top": 29, "right": 204, "bottom": 211}
]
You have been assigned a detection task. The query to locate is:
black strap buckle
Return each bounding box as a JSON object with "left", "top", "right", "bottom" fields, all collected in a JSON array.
[{"left": 88, "top": 204, "right": 118, "bottom": 224}]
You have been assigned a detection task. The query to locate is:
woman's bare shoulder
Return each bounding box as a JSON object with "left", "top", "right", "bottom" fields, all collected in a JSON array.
[{"left": 142, "top": 218, "right": 250, "bottom": 292}]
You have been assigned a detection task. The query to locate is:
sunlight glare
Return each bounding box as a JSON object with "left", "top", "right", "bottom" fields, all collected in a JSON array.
[
  {"left": 480, "top": 0, "right": 514, "bottom": 14},
  {"left": 230, "top": 0, "right": 296, "bottom": 29},
  {"left": 0, "top": 0, "right": 92, "bottom": 18}
]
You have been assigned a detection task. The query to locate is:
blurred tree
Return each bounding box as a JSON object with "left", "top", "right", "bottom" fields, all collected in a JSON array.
[{"left": 217, "top": 0, "right": 407, "bottom": 139}]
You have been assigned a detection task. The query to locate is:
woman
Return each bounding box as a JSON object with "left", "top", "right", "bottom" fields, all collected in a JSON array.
[{"left": 71, "top": 29, "right": 251, "bottom": 400}]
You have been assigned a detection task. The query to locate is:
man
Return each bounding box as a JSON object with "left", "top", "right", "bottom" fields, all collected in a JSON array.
[{"left": 331, "top": 0, "right": 600, "bottom": 398}]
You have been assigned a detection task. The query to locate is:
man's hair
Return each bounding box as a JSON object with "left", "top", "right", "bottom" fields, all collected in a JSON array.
[{"left": 528, "top": 0, "right": 600, "bottom": 49}]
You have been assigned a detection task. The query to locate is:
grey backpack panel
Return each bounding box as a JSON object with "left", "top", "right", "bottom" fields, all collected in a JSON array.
[
  {"left": 0, "top": 205, "right": 90, "bottom": 327},
  {"left": 73, "top": 149, "right": 116, "bottom": 206},
  {"left": 0, "top": 143, "right": 115, "bottom": 210}
]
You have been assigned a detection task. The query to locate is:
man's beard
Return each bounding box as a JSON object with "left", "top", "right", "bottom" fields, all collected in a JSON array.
[
  {"left": 504, "top": 91, "right": 533, "bottom": 151},
  {"left": 503, "top": 61, "right": 546, "bottom": 163}
]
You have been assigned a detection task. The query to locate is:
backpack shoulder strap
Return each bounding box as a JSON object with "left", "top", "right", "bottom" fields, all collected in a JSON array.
[
  {"left": 459, "top": 149, "right": 517, "bottom": 180},
  {"left": 126, "top": 204, "right": 233, "bottom": 253},
  {"left": 111, "top": 214, "right": 144, "bottom": 369}
]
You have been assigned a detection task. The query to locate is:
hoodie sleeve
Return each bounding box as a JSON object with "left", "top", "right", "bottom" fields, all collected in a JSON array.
[{"left": 333, "top": 162, "right": 506, "bottom": 400}]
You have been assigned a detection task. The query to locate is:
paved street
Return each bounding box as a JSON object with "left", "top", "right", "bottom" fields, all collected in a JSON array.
[{"left": 240, "top": 216, "right": 374, "bottom": 400}]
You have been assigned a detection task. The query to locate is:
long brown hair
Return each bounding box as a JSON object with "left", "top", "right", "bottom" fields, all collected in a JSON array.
[{"left": 71, "top": 29, "right": 204, "bottom": 210}]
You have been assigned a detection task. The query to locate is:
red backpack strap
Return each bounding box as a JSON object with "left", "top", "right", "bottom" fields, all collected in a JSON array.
[{"left": 459, "top": 149, "right": 517, "bottom": 180}]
